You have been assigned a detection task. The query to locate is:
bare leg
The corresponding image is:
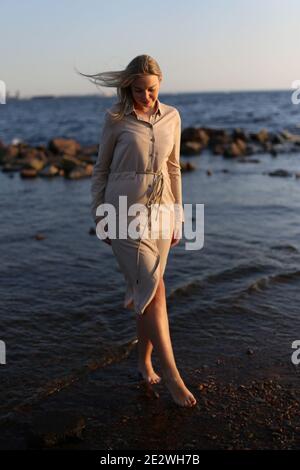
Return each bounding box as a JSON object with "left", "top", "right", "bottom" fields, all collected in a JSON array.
[
  {"left": 136, "top": 277, "right": 197, "bottom": 407},
  {"left": 136, "top": 319, "right": 161, "bottom": 384}
]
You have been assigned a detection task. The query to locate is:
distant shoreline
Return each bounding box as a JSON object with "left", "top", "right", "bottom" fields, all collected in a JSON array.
[{"left": 4, "top": 89, "right": 294, "bottom": 101}]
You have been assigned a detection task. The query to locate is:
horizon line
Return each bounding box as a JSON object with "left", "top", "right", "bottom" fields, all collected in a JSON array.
[{"left": 8, "top": 87, "right": 295, "bottom": 100}]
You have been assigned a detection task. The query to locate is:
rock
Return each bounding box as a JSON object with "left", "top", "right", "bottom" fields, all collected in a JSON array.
[
  {"left": 24, "top": 159, "right": 46, "bottom": 171},
  {"left": 15, "top": 147, "right": 48, "bottom": 171},
  {"left": 262, "top": 141, "right": 274, "bottom": 153},
  {"left": 181, "top": 141, "right": 202, "bottom": 156},
  {"left": 232, "top": 128, "right": 249, "bottom": 141},
  {"left": 60, "top": 155, "right": 85, "bottom": 174},
  {"left": 181, "top": 127, "right": 209, "bottom": 146},
  {"left": 0, "top": 140, "right": 7, "bottom": 162},
  {"left": 207, "top": 169, "right": 212, "bottom": 176},
  {"left": 84, "top": 163, "right": 93, "bottom": 176},
  {"left": 19, "top": 147, "right": 45, "bottom": 160},
  {"left": 250, "top": 128, "right": 269, "bottom": 144},
  {"left": 66, "top": 164, "right": 93, "bottom": 179},
  {"left": 34, "top": 233, "right": 46, "bottom": 240},
  {"left": 44, "top": 150, "right": 62, "bottom": 166},
  {"left": 211, "top": 144, "right": 225, "bottom": 155},
  {"left": 20, "top": 168, "right": 38, "bottom": 178},
  {"left": 280, "top": 130, "right": 300, "bottom": 144},
  {"left": 223, "top": 142, "right": 244, "bottom": 158},
  {"left": 271, "top": 133, "right": 286, "bottom": 145},
  {"left": 197, "top": 129, "right": 210, "bottom": 147},
  {"left": 39, "top": 164, "right": 60, "bottom": 177},
  {"left": 75, "top": 154, "right": 95, "bottom": 164},
  {"left": 244, "top": 143, "right": 258, "bottom": 155},
  {"left": 206, "top": 128, "right": 231, "bottom": 147},
  {"left": 268, "top": 169, "right": 292, "bottom": 177},
  {"left": 181, "top": 161, "right": 196, "bottom": 172},
  {"left": 235, "top": 138, "right": 247, "bottom": 154},
  {"left": 48, "top": 138, "right": 81, "bottom": 156},
  {"left": 81, "top": 144, "right": 98, "bottom": 156},
  {"left": 1, "top": 144, "right": 19, "bottom": 163}
]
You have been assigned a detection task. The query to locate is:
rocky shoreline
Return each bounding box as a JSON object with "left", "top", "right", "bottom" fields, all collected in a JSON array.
[{"left": 1, "top": 126, "right": 300, "bottom": 180}]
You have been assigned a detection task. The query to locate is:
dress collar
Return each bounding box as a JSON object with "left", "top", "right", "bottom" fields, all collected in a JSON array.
[{"left": 124, "top": 98, "right": 162, "bottom": 117}]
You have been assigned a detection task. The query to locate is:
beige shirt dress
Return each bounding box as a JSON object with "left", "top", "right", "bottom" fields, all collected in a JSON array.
[{"left": 91, "top": 98, "right": 185, "bottom": 316}]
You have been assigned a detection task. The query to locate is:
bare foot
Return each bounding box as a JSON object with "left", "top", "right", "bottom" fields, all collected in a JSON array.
[
  {"left": 138, "top": 363, "right": 162, "bottom": 384},
  {"left": 163, "top": 372, "right": 197, "bottom": 407}
]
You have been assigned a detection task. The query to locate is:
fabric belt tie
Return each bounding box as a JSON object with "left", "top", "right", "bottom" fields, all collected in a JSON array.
[{"left": 135, "top": 170, "right": 164, "bottom": 290}]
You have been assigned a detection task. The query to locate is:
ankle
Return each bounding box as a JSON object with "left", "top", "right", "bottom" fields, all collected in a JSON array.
[
  {"left": 138, "top": 359, "right": 152, "bottom": 368},
  {"left": 161, "top": 368, "right": 181, "bottom": 381}
]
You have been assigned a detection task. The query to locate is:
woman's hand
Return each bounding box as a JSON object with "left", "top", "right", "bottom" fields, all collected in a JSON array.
[
  {"left": 170, "top": 229, "right": 181, "bottom": 248},
  {"left": 95, "top": 218, "right": 112, "bottom": 245}
]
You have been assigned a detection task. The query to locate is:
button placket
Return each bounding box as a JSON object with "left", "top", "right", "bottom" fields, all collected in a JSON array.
[{"left": 146, "top": 121, "right": 155, "bottom": 172}]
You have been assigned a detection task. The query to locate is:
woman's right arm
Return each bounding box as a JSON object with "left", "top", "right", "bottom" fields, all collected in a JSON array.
[{"left": 91, "top": 111, "right": 117, "bottom": 224}]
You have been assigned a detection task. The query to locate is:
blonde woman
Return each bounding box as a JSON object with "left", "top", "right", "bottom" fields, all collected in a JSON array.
[{"left": 81, "top": 55, "right": 197, "bottom": 408}]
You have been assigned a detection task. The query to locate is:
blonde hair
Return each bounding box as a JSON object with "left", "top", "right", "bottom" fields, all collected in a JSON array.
[{"left": 76, "top": 54, "right": 162, "bottom": 122}]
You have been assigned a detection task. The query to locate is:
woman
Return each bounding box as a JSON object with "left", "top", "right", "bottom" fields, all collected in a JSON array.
[{"left": 82, "top": 55, "right": 197, "bottom": 407}]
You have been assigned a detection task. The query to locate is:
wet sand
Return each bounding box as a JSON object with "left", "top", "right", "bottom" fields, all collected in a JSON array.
[{"left": 0, "top": 341, "right": 299, "bottom": 450}]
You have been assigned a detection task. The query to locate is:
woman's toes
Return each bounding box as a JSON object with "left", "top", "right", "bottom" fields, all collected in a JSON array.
[
  {"left": 150, "top": 374, "right": 161, "bottom": 384},
  {"left": 189, "top": 396, "right": 197, "bottom": 406},
  {"left": 138, "top": 367, "right": 161, "bottom": 385}
]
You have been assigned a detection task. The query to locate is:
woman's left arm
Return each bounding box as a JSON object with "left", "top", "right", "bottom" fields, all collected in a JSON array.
[{"left": 166, "top": 111, "right": 185, "bottom": 241}]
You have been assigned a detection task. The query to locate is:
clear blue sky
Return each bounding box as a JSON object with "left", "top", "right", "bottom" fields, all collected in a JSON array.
[{"left": 1, "top": 0, "right": 299, "bottom": 97}]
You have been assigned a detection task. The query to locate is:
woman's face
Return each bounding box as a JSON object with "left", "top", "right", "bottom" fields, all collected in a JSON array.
[{"left": 130, "top": 75, "right": 161, "bottom": 111}]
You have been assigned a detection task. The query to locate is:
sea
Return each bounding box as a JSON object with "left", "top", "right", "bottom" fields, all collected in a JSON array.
[{"left": 0, "top": 90, "right": 300, "bottom": 426}]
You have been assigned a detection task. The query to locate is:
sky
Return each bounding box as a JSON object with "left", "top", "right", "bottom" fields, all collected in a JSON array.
[{"left": 1, "top": 0, "right": 300, "bottom": 98}]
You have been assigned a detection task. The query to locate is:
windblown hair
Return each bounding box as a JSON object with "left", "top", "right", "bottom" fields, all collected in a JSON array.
[{"left": 76, "top": 54, "right": 162, "bottom": 122}]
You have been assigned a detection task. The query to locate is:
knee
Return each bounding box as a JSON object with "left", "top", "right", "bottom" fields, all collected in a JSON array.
[
  {"left": 152, "top": 277, "right": 165, "bottom": 305},
  {"left": 142, "top": 278, "right": 165, "bottom": 315}
]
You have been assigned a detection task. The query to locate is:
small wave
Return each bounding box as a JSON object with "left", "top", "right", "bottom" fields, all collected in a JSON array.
[
  {"left": 246, "top": 277, "right": 270, "bottom": 294},
  {"left": 204, "top": 263, "right": 269, "bottom": 284},
  {"left": 168, "top": 280, "right": 204, "bottom": 299},
  {"left": 168, "top": 263, "right": 273, "bottom": 299},
  {"left": 245, "top": 269, "right": 300, "bottom": 294},
  {"left": 271, "top": 244, "right": 298, "bottom": 253},
  {"left": 2, "top": 338, "right": 137, "bottom": 419},
  {"left": 169, "top": 265, "right": 300, "bottom": 308}
]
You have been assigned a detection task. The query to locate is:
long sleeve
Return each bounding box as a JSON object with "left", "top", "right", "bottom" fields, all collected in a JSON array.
[
  {"left": 91, "top": 112, "right": 117, "bottom": 223},
  {"left": 166, "top": 111, "right": 185, "bottom": 226}
]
